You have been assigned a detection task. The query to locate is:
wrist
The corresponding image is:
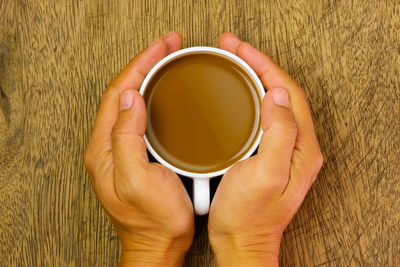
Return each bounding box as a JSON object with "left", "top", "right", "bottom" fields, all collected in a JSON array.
[
  {"left": 209, "top": 232, "right": 282, "bottom": 267},
  {"left": 117, "top": 229, "right": 192, "bottom": 267},
  {"left": 212, "top": 248, "right": 279, "bottom": 267},
  {"left": 118, "top": 248, "right": 187, "bottom": 267}
]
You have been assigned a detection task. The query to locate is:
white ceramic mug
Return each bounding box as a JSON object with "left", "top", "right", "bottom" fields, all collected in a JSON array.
[{"left": 139, "top": 47, "right": 265, "bottom": 215}]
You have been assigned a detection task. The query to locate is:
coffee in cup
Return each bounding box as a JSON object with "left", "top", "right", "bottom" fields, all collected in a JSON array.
[
  {"left": 140, "top": 47, "right": 265, "bottom": 215},
  {"left": 144, "top": 53, "right": 261, "bottom": 173}
]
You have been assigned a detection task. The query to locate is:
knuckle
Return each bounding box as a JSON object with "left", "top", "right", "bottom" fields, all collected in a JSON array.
[
  {"left": 309, "top": 146, "right": 323, "bottom": 171},
  {"left": 282, "top": 193, "right": 303, "bottom": 215},
  {"left": 170, "top": 214, "right": 193, "bottom": 238},
  {"left": 308, "top": 149, "right": 324, "bottom": 184},
  {"left": 255, "top": 165, "right": 288, "bottom": 193},
  {"left": 111, "top": 124, "right": 129, "bottom": 141},
  {"left": 83, "top": 146, "right": 98, "bottom": 180},
  {"left": 309, "top": 170, "right": 318, "bottom": 185},
  {"left": 271, "top": 120, "right": 297, "bottom": 139},
  {"left": 293, "top": 84, "right": 307, "bottom": 99},
  {"left": 314, "top": 150, "right": 324, "bottom": 171},
  {"left": 83, "top": 146, "right": 93, "bottom": 170},
  {"left": 103, "top": 79, "right": 119, "bottom": 98},
  {"left": 107, "top": 78, "right": 118, "bottom": 90}
]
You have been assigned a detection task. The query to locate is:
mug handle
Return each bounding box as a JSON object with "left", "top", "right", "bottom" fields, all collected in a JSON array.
[{"left": 193, "top": 178, "right": 210, "bottom": 215}]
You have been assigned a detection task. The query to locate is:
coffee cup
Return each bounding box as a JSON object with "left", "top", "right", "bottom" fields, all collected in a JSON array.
[{"left": 139, "top": 47, "right": 265, "bottom": 215}]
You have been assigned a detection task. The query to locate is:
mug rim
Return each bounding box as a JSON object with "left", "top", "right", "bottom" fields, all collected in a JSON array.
[{"left": 139, "top": 46, "right": 265, "bottom": 179}]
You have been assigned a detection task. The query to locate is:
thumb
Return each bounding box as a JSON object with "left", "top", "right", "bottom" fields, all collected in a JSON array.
[
  {"left": 112, "top": 89, "right": 149, "bottom": 186},
  {"left": 257, "top": 88, "right": 297, "bottom": 191}
]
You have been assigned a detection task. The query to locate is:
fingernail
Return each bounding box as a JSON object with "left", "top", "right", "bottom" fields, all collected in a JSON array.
[
  {"left": 272, "top": 88, "right": 290, "bottom": 107},
  {"left": 120, "top": 90, "right": 134, "bottom": 111}
]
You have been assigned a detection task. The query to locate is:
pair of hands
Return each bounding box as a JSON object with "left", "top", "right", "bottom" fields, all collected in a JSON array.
[{"left": 84, "top": 32, "right": 323, "bottom": 267}]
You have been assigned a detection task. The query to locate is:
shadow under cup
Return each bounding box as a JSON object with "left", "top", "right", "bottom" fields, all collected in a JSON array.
[{"left": 143, "top": 50, "right": 262, "bottom": 176}]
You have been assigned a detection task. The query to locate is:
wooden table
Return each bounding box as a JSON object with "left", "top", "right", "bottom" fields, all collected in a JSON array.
[{"left": 1, "top": 1, "right": 399, "bottom": 266}]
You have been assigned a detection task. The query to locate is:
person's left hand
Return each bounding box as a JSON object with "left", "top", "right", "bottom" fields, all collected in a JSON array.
[
  {"left": 84, "top": 32, "right": 194, "bottom": 267},
  {"left": 208, "top": 33, "right": 323, "bottom": 266}
]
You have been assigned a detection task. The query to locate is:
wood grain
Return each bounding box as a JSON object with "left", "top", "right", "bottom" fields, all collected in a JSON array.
[{"left": 1, "top": 0, "right": 399, "bottom": 266}]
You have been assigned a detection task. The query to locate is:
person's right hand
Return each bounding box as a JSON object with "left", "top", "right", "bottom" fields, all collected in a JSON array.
[
  {"left": 84, "top": 32, "right": 194, "bottom": 267},
  {"left": 208, "top": 33, "right": 323, "bottom": 266}
]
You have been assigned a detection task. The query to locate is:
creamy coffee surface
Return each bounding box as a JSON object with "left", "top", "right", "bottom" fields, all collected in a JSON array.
[{"left": 144, "top": 53, "right": 260, "bottom": 173}]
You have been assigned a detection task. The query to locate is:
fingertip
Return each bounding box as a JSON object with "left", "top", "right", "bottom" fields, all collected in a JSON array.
[
  {"left": 112, "top": 91, "right": 149, "bottom": 176},
  {"left": 119, "top": 90, "right": 134, "bottom": 111},
  {"left": 147, "top": 37, "right": 168, "bottom": 59},
  {"left": 132, "top": 89, "right": 146, "bottom": 111},
  {"left": 261, "top": 90, "right": 274, "bottom": 123},
  {"left": 236, "top": 41, "right": 260, "bottom": 63},
  {"left": 237, "top": 41, "right": 254, "bottom": 52},
  {"left": 271, "top": 88, "right": 290, "bottom": 107},
  {"left": 129, "top": 88, "right": 143, "bottom": 99},
  {"left": 137, "top": 37, "right": 168, "bottom": 73},
  {"left": 131, "top": 90, "right": 147, "bottom": 136},
  {"left": 262, "top": 88, "right": 290, "bottom": 111},
  {"left": 119, "top": 89, "right": 142, "bottom": 111},
  {"left": 164, "top": 31, "right": 183, "bottom": 54},
  {"left": 261, "top": 88, "right": 294, "bottom": 131},
  {"left": 238, "top": 42, "right": 284, "bottom": 86},
  {"left": 218, "top": 32, "right": 241, "bottom": 54},
  {"left": 258, "top": 90, "right": 297, "bottom": 165},
  {"left": 117, "top": 89, "right": 147, "bottom": 136},
  {"left": 219, "top": 32, "right": 238, "bottom": 42}
]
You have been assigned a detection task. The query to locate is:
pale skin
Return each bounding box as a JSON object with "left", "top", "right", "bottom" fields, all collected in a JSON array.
[{"left": 84, "top": 31, "right": 323, "bottom": 266}]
